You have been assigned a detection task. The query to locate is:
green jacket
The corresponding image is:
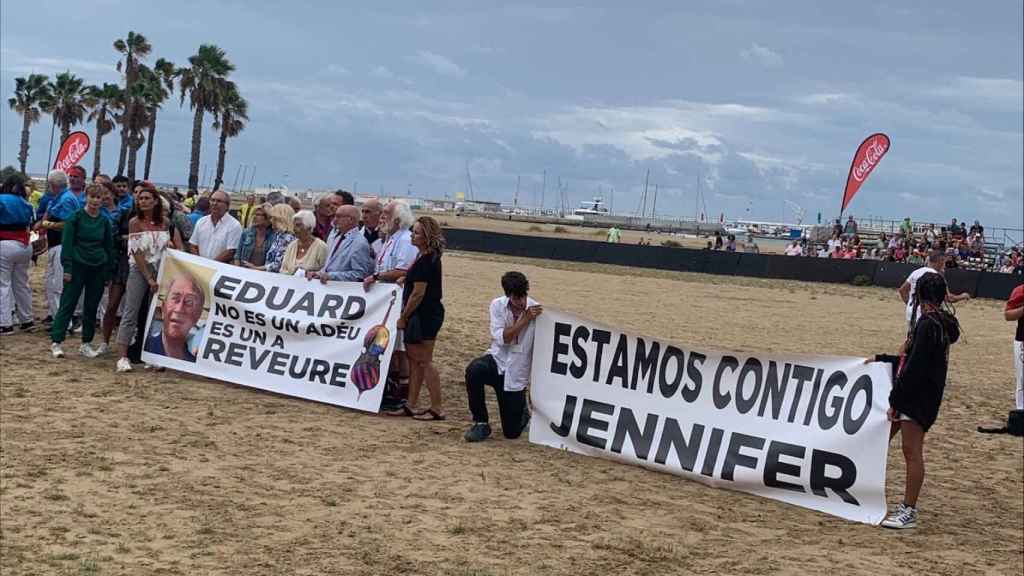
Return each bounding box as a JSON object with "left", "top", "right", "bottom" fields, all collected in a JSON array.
[{"left": 60, "top": 208, "right": 115, "bottom": 278}]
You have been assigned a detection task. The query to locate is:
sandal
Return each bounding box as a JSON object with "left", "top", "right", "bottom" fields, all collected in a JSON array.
[
  {"left": 384, "top": 403, "right": 423, "bottom": 417},
  {"left": 412, "top": 409, "right": 446, "bottom": 421}
]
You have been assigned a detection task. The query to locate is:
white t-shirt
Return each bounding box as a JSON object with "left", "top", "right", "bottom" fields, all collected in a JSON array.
[
  {"left": 827, "top": 238, "right": 841, "bottom": 254},
  {"left": 486, "top": 296, "right": 539, "bottom": 392},
  {"left": 784, "top": 244, "right": 803, "bottom": 256},
  {"left": 189, "top": 213, "right": 243, "bottom": 260},
  {"left": 904, "top": 266, "right": 938, "bottom": 323}
]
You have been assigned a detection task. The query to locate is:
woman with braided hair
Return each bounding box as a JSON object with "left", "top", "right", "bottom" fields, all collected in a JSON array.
[{"left": 880, "top": 272, "right": 961, "bottom": 529}]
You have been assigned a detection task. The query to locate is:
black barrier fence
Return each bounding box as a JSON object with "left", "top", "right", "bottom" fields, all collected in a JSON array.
[{"left": 443, "top": 228, "right": 1023, "bottom": 300}]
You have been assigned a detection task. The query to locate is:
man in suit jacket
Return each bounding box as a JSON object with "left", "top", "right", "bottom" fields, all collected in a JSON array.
[{"left": 308, "top": 205, "right": 374, "bottom": 283}]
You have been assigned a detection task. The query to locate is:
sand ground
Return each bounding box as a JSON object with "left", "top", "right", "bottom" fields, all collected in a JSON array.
[{"left": 1, "top": 246, "right": 1021, "bottom": 575}]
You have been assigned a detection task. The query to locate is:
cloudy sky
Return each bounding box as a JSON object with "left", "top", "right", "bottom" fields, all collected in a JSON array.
[{"left": 2, "top": 1, "right": 1022, "bottom": 228}]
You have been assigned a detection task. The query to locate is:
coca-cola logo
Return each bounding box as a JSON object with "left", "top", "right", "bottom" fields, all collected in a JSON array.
[
  {"left": 53, "top": 131, "right": 91, "bottom": 172},
  {"left": 852, "top": 137, "right": 888, "bottom": 182}
]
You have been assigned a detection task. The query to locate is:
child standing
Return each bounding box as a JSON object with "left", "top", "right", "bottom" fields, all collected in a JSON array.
[{"left": 881, "top": 272, "right": 961, "bottom": 529}]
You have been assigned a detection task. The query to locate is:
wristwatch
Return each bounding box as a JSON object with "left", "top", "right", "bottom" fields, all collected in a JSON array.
[{"left": 372, "top": 273, "right": 380, "bottom": 281}]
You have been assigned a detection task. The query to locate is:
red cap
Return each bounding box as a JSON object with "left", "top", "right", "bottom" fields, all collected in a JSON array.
[{"left": 66, "top": 165, "right": 86, "bottom": 177}]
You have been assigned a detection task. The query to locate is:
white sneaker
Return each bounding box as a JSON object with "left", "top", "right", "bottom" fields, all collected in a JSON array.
[
  {"left": 881, "top": 503, "right": 918, "bottom": 529},
  {"left": 50, "top": 342, "right": 65, "bottom": 358},
  {"left": 79, "top": 343, "right": 100, "bottom": 358},
  {"left": 94, "top": 342, "right": 110, "bottom": 356},
  {"left": 116, "top": 357, "right": 133, "bottom": 373}
]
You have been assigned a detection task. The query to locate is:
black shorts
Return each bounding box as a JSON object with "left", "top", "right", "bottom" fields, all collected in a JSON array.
[
  {"left": 111, "top": 253, "right": 130, "bottom": 286},
  {"left": 404, "top": 303, "right": 445, "bottom": 344}
]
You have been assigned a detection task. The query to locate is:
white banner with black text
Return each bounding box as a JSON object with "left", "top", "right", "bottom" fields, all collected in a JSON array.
[
  {"left": 528, "top": 309, "right": 892, "bottom": 524},
  {"left": 141, "top": 249, "right": 398, "bottom": 412}
]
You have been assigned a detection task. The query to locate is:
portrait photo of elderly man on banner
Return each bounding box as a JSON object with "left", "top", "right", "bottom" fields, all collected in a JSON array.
[{"left": 141, "top": 249, "right": 399, "bottom": 412}]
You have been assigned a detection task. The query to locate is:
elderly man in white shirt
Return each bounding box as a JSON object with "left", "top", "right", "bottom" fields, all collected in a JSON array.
[
  {"left": 464, "top": 271, "right": 543, "bottom": 442},
  {"left": 188, "top": 190, "right": 242, "bottom": 262}
]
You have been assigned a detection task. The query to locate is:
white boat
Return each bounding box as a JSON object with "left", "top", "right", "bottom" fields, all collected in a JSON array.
[{"left": 573, "top": 197, "right": 609, "bottom": 216}]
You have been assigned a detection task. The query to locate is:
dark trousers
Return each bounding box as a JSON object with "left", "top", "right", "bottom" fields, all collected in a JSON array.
[
  {"left": 465, "top": 354, "right": 527, "bottom": 439},
  {"left": 51, "top": 261, "right": 105, "bottom": 344}
]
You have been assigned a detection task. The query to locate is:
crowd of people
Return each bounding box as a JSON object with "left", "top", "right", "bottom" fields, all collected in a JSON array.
[
  {"left": 774, "top": 216, "right": 1023, "bottom": 273},
  {"left": 1, "top": 167, "right": 1022, "bottom": 533}
]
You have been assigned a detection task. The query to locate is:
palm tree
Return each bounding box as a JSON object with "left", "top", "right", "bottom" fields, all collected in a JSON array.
[
  {"left": 83, "top": 83, "right": 123, "bottom": 177},
  {"left": 212, "top": 82, "right": 248, "bottom": 191},
  {"left": 142, "top": 57, "right": 175, "bottom": 180},
  {"left": 7, "top": 74, "right": 51, "bottom": 174},
  {"left": 44, "top": 72, "right": 89, "bottom": 144},
  {"left": 123, "top": 74, "right": 155, "bottom": 181},
  {"left": 177, "top": 44, "right": 234, "bottom": 191},
  {"left": 113, "top": 31, "right": 151, "bottom": 177}
]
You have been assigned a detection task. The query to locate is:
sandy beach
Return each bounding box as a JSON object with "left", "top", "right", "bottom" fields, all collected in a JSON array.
[{"left": 1, "top": 245, "right": 1021, "bottom": 575}]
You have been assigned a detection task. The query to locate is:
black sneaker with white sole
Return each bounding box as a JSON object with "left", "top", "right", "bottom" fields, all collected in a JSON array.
[{"left": 464, "top": 422, "right": 492, "bottom": 443}]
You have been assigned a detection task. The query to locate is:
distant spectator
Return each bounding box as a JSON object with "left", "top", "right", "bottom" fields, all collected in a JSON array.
[
  {"left": 265, "top": 190, "right": 286, "bottom": 206},
  {"left": 745, "top": 238, "right": 760, "bottom": 254},
  {"left": 287, "top": 196, "right": 303, "bottom": 213},
  {"left": 334, "top": 189, "right": 354, "bottom": 206},
  {"left": 831, "top": 218, "right": 843, "bottom": 238},
  {"left": 313, "top": 193, "right": 341, "bottom": 241},
  {"left": 844, "top": 215, "right": 858, "bottom": 237},
  {"left": 237, "top": 193, "right": 258, "bottom": 228},
  {"left": 948, "top": 218, "right": 961, "bottom": 239},
  {"left": 925, "top": 224, "right": 938, "bottom": 245},
  {"left": 309, "top": 205, "right": 373, "bottom": 283},
  {"left": 725, "top": 233, "right": 737, "bottom": 252},
  {"left": 900, "top": 217, "right": 913, "bottom": 238},
  {"left": 606, "top": 226, "right": 621, "bottom": 243},
  {"left": 827, "top": 230, "right": 842, "bottom": 256},
  {"left": 713, "top": 230, "right": 723, "bottom": 250},
  {"left": 188, "top": 196, "right": 210, "bottom": 228},
  {"left": 359, "top": 198, "right": 384, "bottom": 255},
  {"left": 784, "top": 240, "right": 803, "bottom": 256}
]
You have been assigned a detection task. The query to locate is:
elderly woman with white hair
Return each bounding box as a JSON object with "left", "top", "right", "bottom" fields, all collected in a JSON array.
[{"left": 280, "top": 209, "right": 327, "bottom": 275}]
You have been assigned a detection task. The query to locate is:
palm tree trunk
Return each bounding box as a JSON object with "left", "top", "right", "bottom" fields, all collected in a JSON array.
[
  {"left": 143, "top": 111, "right": 157, "bottom": 180},
  {"left": 92, "top": 113, "right": 104, "bottom": 178},
  {"left": 127, "top": 138, "right": 140, "bottom": 181},
  {"left": 188, "top": 107, "right": 204, "bottom": 191},
  {"left": 60, "top": 123, "right": 70, "bottom": 148},
  {"left": 18, "top": 114, "right": 31, "bottom": 174},
  {"left": 213, "top": 125, "right": 228, "bottom": 191}
]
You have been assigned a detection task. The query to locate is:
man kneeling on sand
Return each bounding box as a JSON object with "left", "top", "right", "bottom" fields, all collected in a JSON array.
[{"left": 464, "top": 271, "right": 543, "bottom": 442}]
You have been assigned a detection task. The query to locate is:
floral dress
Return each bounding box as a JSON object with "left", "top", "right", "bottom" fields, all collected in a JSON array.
[{"left": 265, "top": 232, "right": 295, "bottom": 273}]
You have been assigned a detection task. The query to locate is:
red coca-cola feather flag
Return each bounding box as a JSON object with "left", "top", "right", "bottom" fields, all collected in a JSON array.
[
  {"left": 841, "top": 133, "right": 890, "bottom": 214},
  {"left": 53, "top": 131, "right": 91, "bottom": 172}
]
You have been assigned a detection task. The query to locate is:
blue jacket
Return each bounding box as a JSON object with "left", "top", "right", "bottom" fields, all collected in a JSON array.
[
  {"left": 36, "top": 192, "right": 55, "bottom": 222},
  {"left": 323, "top": 227, "right": 374, "bottom": 281},
  {"left": 0, "top": 194, "right": 35, "bottom": 228},
  {"left": 48, "top": 188, "right": 81, "bottom": 221},
  {"left": 236, "top": 227, "right": 277, "bottom": 265}
]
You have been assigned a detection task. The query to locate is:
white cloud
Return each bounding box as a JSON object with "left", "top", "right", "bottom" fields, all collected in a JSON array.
[
  {"left": 326, "top": 64, "right": 350, "bottom": 76},
  {"left": 740, "top": 43, "right": 783, "bottom": 67},
  {"left": 929, "top": 76, "right": 1024, "bottom": 111},
  {"left": 0, "top": 48, "right": 116, "bottom": 80},
  {"left": 414, "top": 50, "right": 467, "bottom": 79},
  {"left": 371, "top": 65, "right": 413, "bottom": 85},
  {"left": 797, "top": 92, "right": 858, "bottom": 106}
]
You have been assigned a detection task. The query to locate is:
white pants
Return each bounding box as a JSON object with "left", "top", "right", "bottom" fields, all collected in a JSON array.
[
  {"left": 0, "top": 240, "right": 33, "bottom": 327},
  {"left": 1014, "top": 340, "right": 1023, "bottom": 410},
  {"left": 45, "top": 245, "right": 64, "bottom": 317}
]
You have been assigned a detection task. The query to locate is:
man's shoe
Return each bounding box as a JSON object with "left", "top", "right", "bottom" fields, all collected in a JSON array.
[
  {"left": 0, "top": 326, "right": 13, "bottom": 336},
  {"left": 881, "top": 503, "right": 918, "bottom": 529},
  {"left": 19, "top": 321, "right": 36, "bottom": 332},
  {"left": 50, "top": 342, "right": 65, "bottom": 358},
  {"left": 79, "top": 343, "right": 100, "bottom": 358},
  {"left": 116, "top": 357, "right": 133, "bottom": 373},
  {"left": 464, "top": 422, "right": 492, "bottom": 443},
  {"left": 41, "top": 315, "right": 53, "bottom": 327}
]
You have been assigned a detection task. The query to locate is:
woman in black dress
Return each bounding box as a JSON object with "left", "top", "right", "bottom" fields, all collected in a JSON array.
[
  {"left": 880, "top": 273, "right": 961, "bottom": 529},
  {"left": 392, "top": 216, "right": 446, "bottom": 420}
]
